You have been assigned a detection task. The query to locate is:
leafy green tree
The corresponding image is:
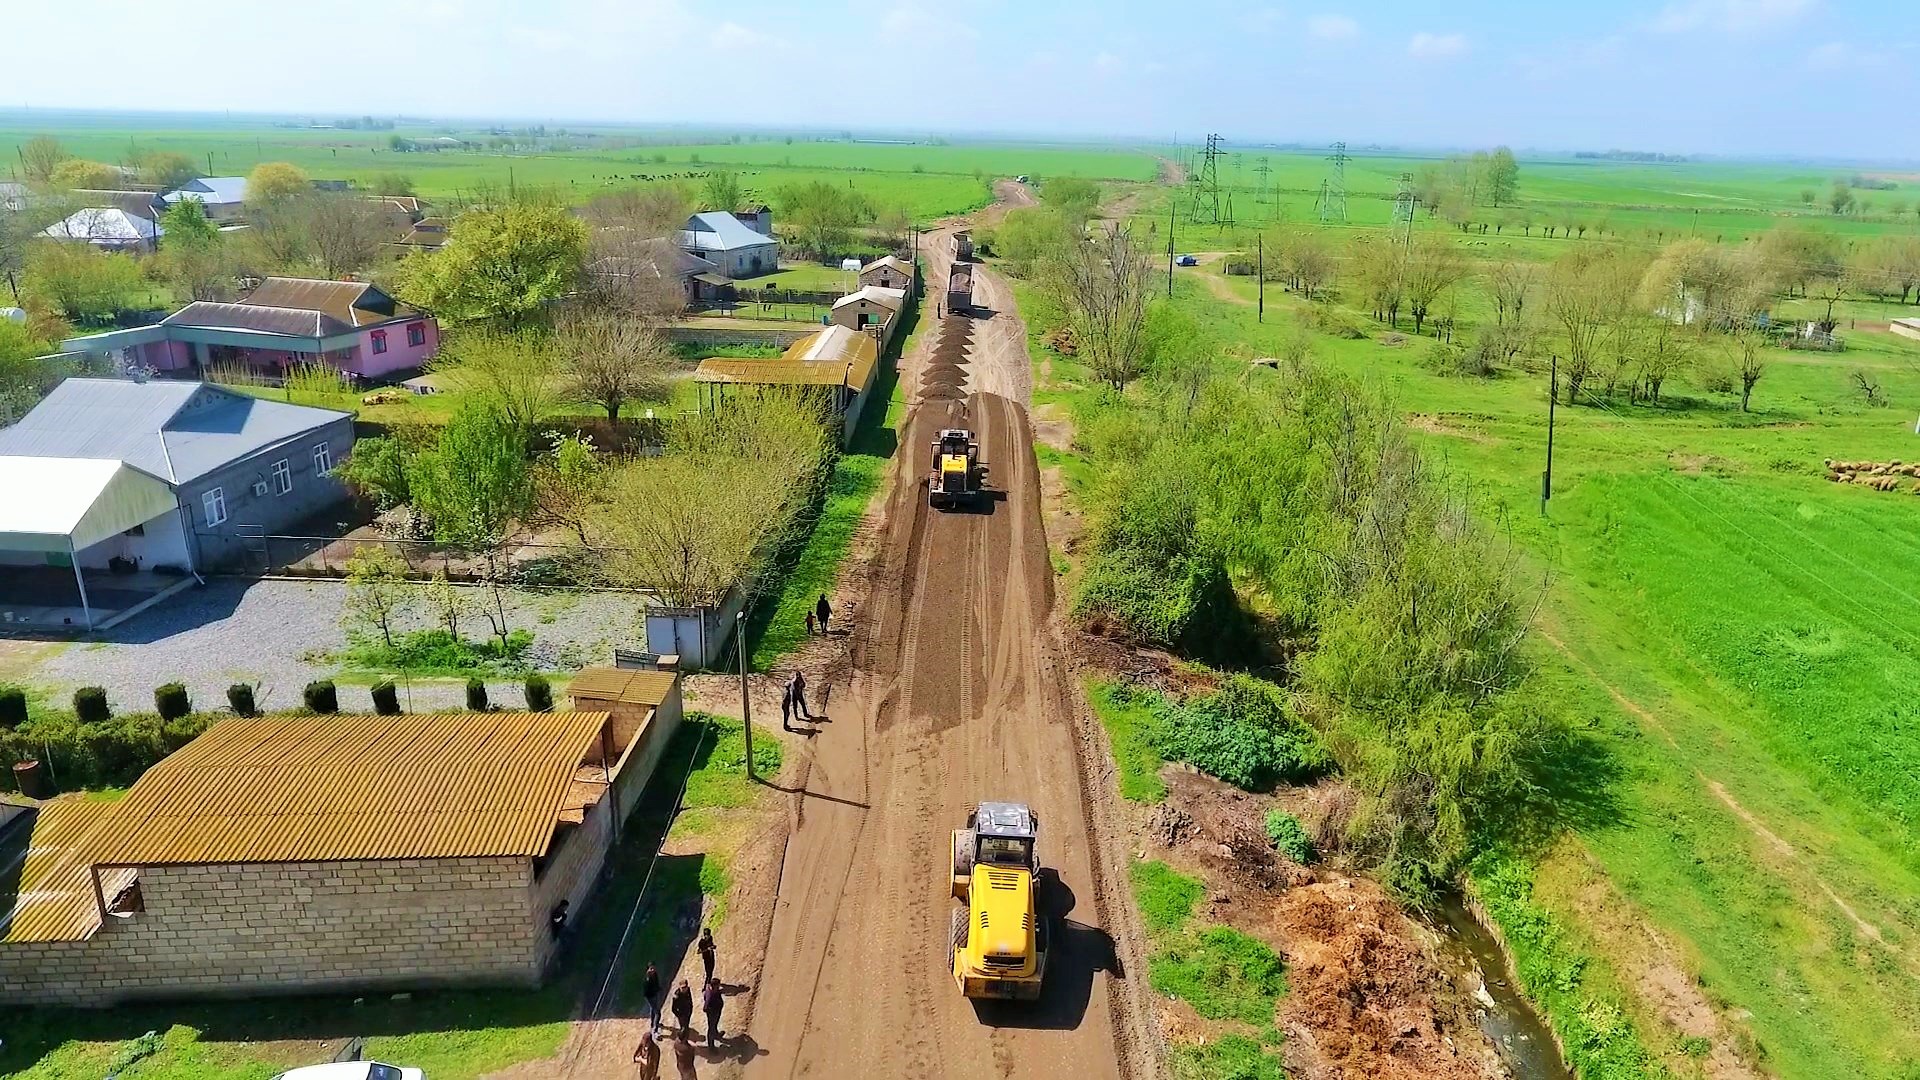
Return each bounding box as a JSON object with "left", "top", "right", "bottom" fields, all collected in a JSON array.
[
  {"left": 136, "top": 151, "right": 200, "bottom": 190},
  {"left": 370, "top": 173, "right": 416, "bottom": 196},
  {"left": 700, "top": 170, "right": 743, "bottom": 212},
  {"left": 408, "top": 404, "right": 533, "bottom": 645},
  {"left": 157, "top": 199, "right": 231, "bottom": 301},
  {"left": 1041, "top": 176, "right": 1101, "bottom": 222},
  {"left": 1484, "top": 146, "right": 1519, "bottom": 207},
  {"left": 335, "top": 435, "right": 415, "bottom": 510},
  {"left": 775, "top": 180, "right": 872, "bottom": 259},
  {"left": 23, "top": 243, "right": 147, "bottom": 325},
  {"left": 531, "top": 433, "right": 607, "bottom": 545},
  {"left": 1829, "top": 179, "right": 1855, "bottom": 215},
  {"left": 397, "top": 201, "right": 588, "bottom": 324},
  {"left": 48, "top": 159, "right": 121, "bottom": 191},
  {"left": 343, "top": 545, "right": 415, "bottom": 648},
  {"left": 246, "top": 162, "right": 312, "bottom": 205}
]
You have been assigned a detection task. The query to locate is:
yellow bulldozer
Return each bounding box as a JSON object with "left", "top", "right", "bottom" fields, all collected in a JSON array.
[
  {"left": 928, "top": 428, "right": 986, "bottom": 510},
  {"left": 948, "top": 801, "right": 1048, "bottom": 1001}
]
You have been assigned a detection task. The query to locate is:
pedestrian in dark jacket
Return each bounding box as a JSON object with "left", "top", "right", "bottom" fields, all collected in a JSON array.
[
  {"left": 643, "top": 962, "right": 664, "bottom": 1035},
  {"left": 697, "top": 927, "right": 717, "bottom": 983},
  {"left": 671, "top": 978, "right": 695, "bottom": 1033},
  {"left": 815, "top": 594, "right": 833, "bottom": 634},
  {"left": 702, "top": 977, "right": 725, "bottom": 1049},
  {"left": 789, "top": 669, "right": 811, "bottom": 720},
  {"left": 780, "top": 677, "right": 795, "bottom": 731}
]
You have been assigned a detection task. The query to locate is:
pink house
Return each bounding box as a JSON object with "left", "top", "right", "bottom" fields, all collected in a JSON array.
[{"left": 67, "top": 278, "right": 440, "bottom": 384}]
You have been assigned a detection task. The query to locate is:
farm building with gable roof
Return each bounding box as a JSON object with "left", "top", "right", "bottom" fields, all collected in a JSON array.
[{"left": 0, "top": 703, "right": 677, "bottom": 1006}]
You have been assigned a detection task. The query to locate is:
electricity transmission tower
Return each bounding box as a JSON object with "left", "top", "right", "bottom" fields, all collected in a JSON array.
[
  {"left": 1392, "top": 171, "right": 1416, "bottom": 243},
  {"left": 1190, "top": 133, "right": 1230, "bottom": 226},
  {"left": 1253, "top": 156, "right": 1272, "bottom": 206},
  {"left": 1315, "top": 141, "right": 1349, "bottom": 224}
]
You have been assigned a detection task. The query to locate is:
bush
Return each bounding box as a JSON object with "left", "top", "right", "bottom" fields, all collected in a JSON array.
[
  {"left": 73, "top": 687, "right": 110, "bottom": 725},
  {"left": 303, "top": 680, "right": 338, "bottom": 714},
  {"left": 524, "top": 674, "right": 553, "bottom": 712},
  {"left": 161, "top": 713, "right": 217, "bottom": 752},
  {"left": 465, "top": 678, "right": 489, "bottom": 712},
  {"left": 227, "top": 683, "right": 258, "bottom": 717},
  {"left": 0, "top": 687, "right": 25, "bottom": 730},
  {"left": 1156, "top": 676, "right": 1331, "bottom": 792},
  {"left": 371, "top": 680, "right": 400, "bottom": 715},
  {"left": 1264, "top": 809, "right": 1316, "bottom": 864},
  {"left": 153, "top": 682, "right": 191, "bottom": 722}
]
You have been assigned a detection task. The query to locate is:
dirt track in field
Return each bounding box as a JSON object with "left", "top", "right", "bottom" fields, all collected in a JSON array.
[{"left": 742, "top": 191, "right": 1140, "bottom": 1080}]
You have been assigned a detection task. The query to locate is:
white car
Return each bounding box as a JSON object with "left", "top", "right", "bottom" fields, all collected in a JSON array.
[{"left": 271, "top": 1064, "right": 423, "bottom": 1080}]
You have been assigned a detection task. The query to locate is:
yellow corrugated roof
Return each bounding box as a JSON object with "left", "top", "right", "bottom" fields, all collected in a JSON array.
[
  {"left": 567, "top": 666, "right": 678, "bottom": 706},
  {"left": 694, "top": 359, "right": 851, "bottom": 386},
  {"left": 0, "top": 796, "right": 121, "bottom": 943},
  {"left": 93, "top": 712, "right": 606, "bottom": 867},
  {"left": 694, "top": 326, "right": 880, "bottom": 394}
]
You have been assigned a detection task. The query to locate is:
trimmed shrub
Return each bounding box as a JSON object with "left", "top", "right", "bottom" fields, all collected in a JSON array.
[
  {"left": 371, "top": 680, "right": 401, "bottom": 716},
  {"left": 465, "top": 678, "right": 489, "bottom": 712},
  {"left": 1264, "top": 809, "right": 1316, "bottom": 865},
  {"left": 0, "top": 687, "right": 26, "bottom": 730},
  {"left": 153, "top": 682, "right": 191, "bottom": 722},
  {"left": 227, "top": 683, "right": 258, "bottom": 717},
  {"left": 161, "top": 713, "right": 217, "bottom": 753},
  {"left": 524, "top": 674, "right": 553, "bottom": 712},
  {"left": 73, "top": 687, "right": 110, "bottom": 725},
  {"left": 303, "top": 680, "right": 339, "bottom": 714}
]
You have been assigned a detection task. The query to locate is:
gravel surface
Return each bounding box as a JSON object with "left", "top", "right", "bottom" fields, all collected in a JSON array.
[{"left": 32, "top": 578, "right": 645, "bottom": 715}]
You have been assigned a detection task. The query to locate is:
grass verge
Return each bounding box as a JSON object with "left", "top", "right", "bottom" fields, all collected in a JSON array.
[{"left": 1086, "top": 680, "right": 1170, "bottom": 803}]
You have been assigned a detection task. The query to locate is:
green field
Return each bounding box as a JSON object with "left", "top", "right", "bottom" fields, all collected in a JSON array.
[
  {"left": 1045, "top": 245, "right": 1920, "bottom": 1076},
  {"left": 0, "top": 113, "right": 1157, "bottom": 220}
]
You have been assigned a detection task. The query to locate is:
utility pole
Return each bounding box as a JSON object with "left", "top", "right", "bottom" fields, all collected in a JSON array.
[
  {"left": 735, "top": 612, "right": 754, "bottom": 781},
  {"left": 1167, "top": 196, "right": 1176, "bottom": 297},
  {"left": 1542, "top": 355, "right": 1558, "bottom": 515},
  {"left": 1257, "top": 234, "right": 1264, "bottom": 322}
]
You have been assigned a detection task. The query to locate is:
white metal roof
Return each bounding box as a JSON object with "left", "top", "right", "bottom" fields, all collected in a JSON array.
[
  {"left": 680, "top": 211, "right": 776, "bottom": 253},
  {"left": 42, "top": 209, "right": 161, "bottom": 242},
  {"left": 0, "top": 457, "right": 177, "bottom": 553},
  {"left": 832, "top": 285, "right": 907, "bottom": 311}
]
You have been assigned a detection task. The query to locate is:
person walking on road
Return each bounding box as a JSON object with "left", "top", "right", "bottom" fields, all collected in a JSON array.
[
  {"left": 815, "top": 594, "right": 833, "bottom": 635},
  {"left": 632, "top": 1031, "right": 661, "bottom": 1080},
  {"left": 780, "top": 676, "right": 796, "bottom": 732},
  {"left": 671, "top": 978, "right": 695, "bottom": 1034},
  {"left": 702, "top": 977, "right": 725, "bottom": 1049},
  {"left": 671, "top": 1026, "right": 698, "bottom": 1079},
  {"left": 788, "top": 669, "right": 811, "bottom": 721},
  {"left": 643, "top": 962, "right": 664, "bottom": 1036},
  {"left": 697, "top": 927, "right": 717, "bottom": 983},
  {"left": 805, "top": 611, "right": 816, "bottom": 636}
]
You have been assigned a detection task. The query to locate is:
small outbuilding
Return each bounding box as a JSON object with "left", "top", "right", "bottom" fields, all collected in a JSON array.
[
  {"left": 859, "top": 255, "right": 915, "bottom": 293},
  {"left": 830, "top": 285, "right": 907, "bottom": 339},
  {"left": 680, "top": 211, "right": 778, "bottom": 278},
  {"left": 41, "top": 208, "right": 162, "bottom": 252}
]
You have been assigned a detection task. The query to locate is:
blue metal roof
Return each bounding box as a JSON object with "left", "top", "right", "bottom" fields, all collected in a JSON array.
[
  {"left": 0, "top": 378, "right": 348, "bottom": 485},
  {"left": 162, "top": 176, "right": 249, "bottom": 206},
  {"left": 680, "top": 211, "right": 776, "bottom": 253}
]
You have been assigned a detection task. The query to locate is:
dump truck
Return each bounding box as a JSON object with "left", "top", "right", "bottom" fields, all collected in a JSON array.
[
  {"left": 928, "top": 428, "right": 985, "bottom": 509},
  {"left": 949, "top": 801, "right": 1048, "bottom": 1001}
]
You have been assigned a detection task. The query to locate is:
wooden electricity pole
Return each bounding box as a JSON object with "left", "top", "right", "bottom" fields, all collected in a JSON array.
[
  {"left": 1257, "top": 235, "right": 1264, "bottom": 322},
  {"left": 1167, "top": 197, "right": 1176, "bottom": 298},
  {"left": 736, "top": 611, "right": 754, "bottom": 781}
]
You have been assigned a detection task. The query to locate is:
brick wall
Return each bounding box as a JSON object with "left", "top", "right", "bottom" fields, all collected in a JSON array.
[
  {"left": 531, "top": 791, "right": 613, "bottom": 974},
  {"left": 0, "top": 856, "right": 539, "bottom": 1007}
]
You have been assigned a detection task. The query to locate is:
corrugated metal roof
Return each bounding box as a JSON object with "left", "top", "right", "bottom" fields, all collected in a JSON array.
[
  {"left": 693, "top": 326, "right": 880, "bottom": 392},
  {"left": 0, "top": 457, "right": 177, "bottom": 553},
  {"left": 166, "top": 301, "right": 350, "bottom": 338},
  {"left": 240, "top": 278, "right": 414, "bottom": 328},
  {"left": 93, "top": 711, "right": 607, "bottom": 867},
  {"left": 861, "top": 255, "right": 913, "bottom": 276},
  {"left": 0, "top": 378, "right": 348, "bottom": 484},
  {"left": 567, "top": 666, "right": 678, "bottom": 706},
  {"left": 832, "top": 285, "right": 906, "bottom": 312},
  {"left": 0, "top": 797, "right": 121, "bottom": 944},
  {"left": 681, "top": 211, "right": 777, "bottom": 253},
  {"left": 42, "top": 208, "right": 161, "bottom": 242},
  {"left": 163, "top": 176, "right": 249, "bottom": 205}
]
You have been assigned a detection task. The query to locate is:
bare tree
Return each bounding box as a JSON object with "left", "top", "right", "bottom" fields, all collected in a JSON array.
[
  {"left": 1724, "top": 308, "right": 1770, "bottom": 412},
  {"left": 1048, "top": 223, "right": 1156, "bottom": 392},
  {"left": 19, "top": 136, "right": 67, "bottom": 185},
  {"left": 584, "top": 183, "right": 695, "bottom": 242},
  {"left": 1487, "top": 259, "right": 1537, "bottom": 328},
  {"left": 553, "top": 309, "right": 676, "bottom": 420},
  {"left": 1545, "top": 249, "right": 1615, "bottom": 403},
  {"left": 584, "top": 185, "right": 698, "bottom": 322},
  {"left": 1403, "top": 234, "right": 1466, "bottom": 335},
  {"left": 1635, "top": 316, "right": 1692, "bottom": 404},
  {"left": 1807, "top": 264, "right": 1855, "bottom": 331},
  {"left": 1352, "top": 237, "right": 1406, "bottom": 326},
  {"left": 302, "top": 193, "right": 391, "bottom": 278}
]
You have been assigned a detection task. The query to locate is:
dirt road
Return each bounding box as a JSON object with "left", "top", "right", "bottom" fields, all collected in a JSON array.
[{"left": 744, "top": 192, "right": 1135, "bottom": 1079}]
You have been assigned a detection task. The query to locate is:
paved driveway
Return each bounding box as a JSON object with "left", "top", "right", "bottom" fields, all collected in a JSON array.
[{"left": 29, "top": 578, "right": 643, "bottom": 715}]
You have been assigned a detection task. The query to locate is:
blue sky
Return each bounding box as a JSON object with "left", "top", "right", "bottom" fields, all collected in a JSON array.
[{"left": 1, "top": 0, "right": 1912, "bottom": 158}]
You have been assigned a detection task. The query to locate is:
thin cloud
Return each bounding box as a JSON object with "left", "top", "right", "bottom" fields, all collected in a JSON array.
[
  {"left": 1308, "top": 14, "right": 1359, "bottom": 40},
  {"left": 1408, "top": 31, "right": 1467, "bottom": 58},
  {"left": 1805, "top": 40, "right": 1887, "bottom": 71},
  {"left": 1651, "top": 0, "right": 1812, "bottom": 33}
]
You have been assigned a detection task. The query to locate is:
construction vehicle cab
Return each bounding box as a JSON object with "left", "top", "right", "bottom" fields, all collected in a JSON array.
[
  {"left": 928, "top": 428, "right": 986, "bottom": 510},
  {"left": 948, "top": 801, "right": 1048, "bottom": 1001}
]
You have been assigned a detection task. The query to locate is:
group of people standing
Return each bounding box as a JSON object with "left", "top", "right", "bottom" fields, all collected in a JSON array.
[{"left": 632, "top": 927, "right": 726, "bottom": 1079}]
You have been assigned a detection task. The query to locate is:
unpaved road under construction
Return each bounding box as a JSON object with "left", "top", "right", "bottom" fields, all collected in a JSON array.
[{"left": 744, "top": 206, "right": 1136, "bottom": 1079}]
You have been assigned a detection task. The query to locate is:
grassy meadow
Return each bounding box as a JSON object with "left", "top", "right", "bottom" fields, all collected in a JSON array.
[{"left": 1033, "top": 195, "right": 1920, "bottom": 1076}]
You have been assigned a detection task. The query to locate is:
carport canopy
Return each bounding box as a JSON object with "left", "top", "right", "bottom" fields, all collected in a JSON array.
[{"left": 0, "top": 456, "right": 177, "bottom": 554}]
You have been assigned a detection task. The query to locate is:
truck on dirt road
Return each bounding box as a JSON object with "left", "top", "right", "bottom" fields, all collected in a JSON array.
[
  {"left": 948, "top": 801, "right": 1049, "bottom": 1001},
  {"left": 928, "top": 428, "right": 986, "bottom": 510}
]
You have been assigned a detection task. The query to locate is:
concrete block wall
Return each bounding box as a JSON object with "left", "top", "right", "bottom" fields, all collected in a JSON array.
[
  {"left": 531, "top": 792, "right": 614, "bottom": 973},
  {"left": 0, "top": 856, "right": 539, "bottom": 1007}
]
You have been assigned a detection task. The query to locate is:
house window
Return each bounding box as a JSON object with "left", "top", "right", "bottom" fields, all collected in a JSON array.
[
  {"left": 371, "top": 330, "right": 388, "bottom": 355},
  {"left": 406, "top": 322, "right": 426, "bottom": 347},
  {"left": 202, "top": 487, "right": 227, "bottom": 526},
  {"left": 313, "top": 442, "right": 333, "bottom": 476},
  {"left": 270, "top": 458, "right": 292, "bottom": 495}
]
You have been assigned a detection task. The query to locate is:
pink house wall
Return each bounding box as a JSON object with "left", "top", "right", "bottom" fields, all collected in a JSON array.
[
  {"left": 136, "top": 340, "right": 194, "bottom": 372},
  {"left": 343, "top": 319, "right": 439, "bottom": 378}
]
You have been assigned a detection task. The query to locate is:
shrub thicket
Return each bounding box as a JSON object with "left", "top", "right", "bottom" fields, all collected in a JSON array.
[
  {"left": 153, "top": 682, "right": 191, "bottom": 722},
  {"left": 0, "top": 687, "right": 26, "bottom": 730},
  {"left": 72, "top": 687, "right": 110, "bottom": 725},
  {"left": 0, "top": 710, "right": 217, "bottom": 791},
  {"left": 524, "top": 674, "right": 553, "bottom": 712},
  {"left": 370, "top": 680, "right": 401, "bottom": 715},
  {"left": 227, "top": 683, "right": 258, "bottom": 717},
  {"left": 465, "top": 678, "right": 488, "bottom": 712},
  {"left": 303, "top": 680, "right": 339, "bottom": 714}
]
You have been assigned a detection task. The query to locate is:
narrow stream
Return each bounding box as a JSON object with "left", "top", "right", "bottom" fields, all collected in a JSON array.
[{"left": 1431, "top": 893, "right": 1575, "bottom": 1080}]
